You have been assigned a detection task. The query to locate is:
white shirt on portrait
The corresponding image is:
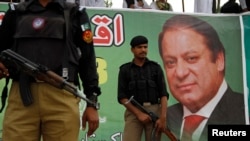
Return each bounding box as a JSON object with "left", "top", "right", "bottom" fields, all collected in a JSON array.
[{"left": 182, "top": 79, "right": 227, "bottom": 141}]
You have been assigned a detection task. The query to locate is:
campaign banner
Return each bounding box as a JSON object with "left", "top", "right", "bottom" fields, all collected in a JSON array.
[{"left": 0, "top": 2, "right": 249, "bottom": 141}]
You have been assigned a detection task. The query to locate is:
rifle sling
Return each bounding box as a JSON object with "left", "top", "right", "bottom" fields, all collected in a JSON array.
[{"left": 0, "top": 77, "right": 9, "bottom": 113}]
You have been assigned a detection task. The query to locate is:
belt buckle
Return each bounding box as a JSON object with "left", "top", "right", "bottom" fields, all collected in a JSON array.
[{"left": 143, "top": 102, "right": 151, "bottom": 106}]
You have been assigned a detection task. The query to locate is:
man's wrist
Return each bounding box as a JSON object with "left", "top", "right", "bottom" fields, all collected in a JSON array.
[{"left": 87, "top": 93, "right": 100, "bottom": 110}]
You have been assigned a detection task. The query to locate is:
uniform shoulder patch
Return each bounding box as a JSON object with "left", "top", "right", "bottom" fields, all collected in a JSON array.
[
  {"left": 81, "top": 20, "right": 93, "bottom": 43},
  {"left": 82, "top": 29, "right": 93, "bottom": 43}
]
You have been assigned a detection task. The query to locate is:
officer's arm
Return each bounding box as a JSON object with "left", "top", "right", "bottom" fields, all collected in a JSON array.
[
  {"left": 0, "top": 9, "right": 16, "bottom": 52},
  {"left": 74, "top": 7, "right": 101, "bottom": 108},
  {"left": 74, "top": 7, "right": 100, "bottom": 136},
  {"left": 118, "top": 67, "right": 147, "bottom": 118},
  {"left": 0, "top": 9, "right": 16, "bottom": 78}
]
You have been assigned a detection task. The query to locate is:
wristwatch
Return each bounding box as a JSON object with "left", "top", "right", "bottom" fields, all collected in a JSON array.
[{"left": 87, "top": 93, "right": 100, "bottom": 110}]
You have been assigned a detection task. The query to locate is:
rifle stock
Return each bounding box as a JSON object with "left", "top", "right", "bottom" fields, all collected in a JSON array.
[
  {"left": 0, "top": 49, "right": 100, "bottom": 109},
  {"left": 163, "top": 128, "right": 179, "bottom": 141},
  {"left": 127, "top": 96, "right": 178, "bottom": 141}
]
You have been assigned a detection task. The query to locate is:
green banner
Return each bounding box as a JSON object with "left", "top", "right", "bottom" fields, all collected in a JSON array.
[{"left": 0, "top": 2, "right": 249, "bottom": 141}]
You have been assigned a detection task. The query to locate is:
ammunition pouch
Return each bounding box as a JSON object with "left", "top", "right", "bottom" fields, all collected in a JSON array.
[
  {"left": 129, "top": 80, "right": 159, "bottom": 105},
  {"left": 128, "top": 81, "right": 136, "bottom": 99},
  {"left": 147, "top": 80, "right": 159, "bottom": 104}
]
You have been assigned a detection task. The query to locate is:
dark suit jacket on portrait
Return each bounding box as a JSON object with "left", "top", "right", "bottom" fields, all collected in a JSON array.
[{"left": 167, "top": 86, "right": 247, "bottom": 141}]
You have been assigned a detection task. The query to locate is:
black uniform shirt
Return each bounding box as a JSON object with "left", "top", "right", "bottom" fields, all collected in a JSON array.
[
  {"left": 0, "top": 0, "right": 101, "bottom": 97},
  {"left": 117, "top": 58, "right": 169, "bottom": 104}
]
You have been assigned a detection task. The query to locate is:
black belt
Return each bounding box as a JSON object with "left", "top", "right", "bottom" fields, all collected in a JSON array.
[
  {"left": 141, "top": 102, "right": 159, "bottom": 106},
  {"left": 135, "top": 101, "right": 160, "bottom": 106}
]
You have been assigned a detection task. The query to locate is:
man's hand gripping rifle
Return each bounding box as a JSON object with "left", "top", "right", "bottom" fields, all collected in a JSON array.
[
  {"left": 0, "top": 49, "right": 100, "bottom": 110},
  {"left": 127, "top": 96, "right": 178, "bottom": 141}
]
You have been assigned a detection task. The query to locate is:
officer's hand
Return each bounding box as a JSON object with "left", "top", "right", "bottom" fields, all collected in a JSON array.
[
  {"left": 81, "top": 107, "right": 99, "bottom": 137},
  {"left": 155, "top": 116, "right": 166, "bottom": 133},
  {"left": 137, "top": 112, "right": 151, "bottom": 124},
  {"left": 0, "top": 62, "right": 9, "bottom": 79}
]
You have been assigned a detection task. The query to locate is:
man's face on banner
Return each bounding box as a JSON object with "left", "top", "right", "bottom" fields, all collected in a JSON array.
[{"left": 161, "top": 28, "right": 224, "bottom": 112}]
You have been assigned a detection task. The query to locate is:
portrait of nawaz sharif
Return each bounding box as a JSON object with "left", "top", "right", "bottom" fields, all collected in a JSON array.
[{"left": 157, "top": 14, "right": 249, "bottom": 141}]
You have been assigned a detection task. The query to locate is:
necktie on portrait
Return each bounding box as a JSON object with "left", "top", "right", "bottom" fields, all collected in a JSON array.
[{"left": 181, "top": 115, "right": 205, "bottom": 141}]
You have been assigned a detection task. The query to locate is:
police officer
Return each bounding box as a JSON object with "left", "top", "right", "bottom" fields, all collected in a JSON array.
[
  {"left": 117, "top": 35, "right": 169, "bottom": 141},
  {"left": 0, "top": 0, "right": 101, "bottom": 141}
]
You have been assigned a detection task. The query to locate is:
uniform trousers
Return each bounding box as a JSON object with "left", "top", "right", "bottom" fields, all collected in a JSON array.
[
  {"left": 122, "top": 104, "right": 161, "bottom": 141},
  {"left": 2, "top": 81, "right": 81, "bottom": 141}
]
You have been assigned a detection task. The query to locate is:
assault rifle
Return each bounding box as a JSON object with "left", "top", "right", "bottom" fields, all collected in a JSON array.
[
  {"left": 0, "top": 49, "right": 100, "bottom": 110},
  {"left": 127, "top": 96, "right": 179, "bottom": 141}
]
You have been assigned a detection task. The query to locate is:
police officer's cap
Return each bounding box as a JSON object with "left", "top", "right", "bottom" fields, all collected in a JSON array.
[{"left": 130, "top": 35, "right": 148, "bottom": 48}]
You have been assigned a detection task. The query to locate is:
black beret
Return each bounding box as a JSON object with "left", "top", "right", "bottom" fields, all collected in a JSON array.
[{"left": 130, "top": 35, "right": 148, "bottom": 48}]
